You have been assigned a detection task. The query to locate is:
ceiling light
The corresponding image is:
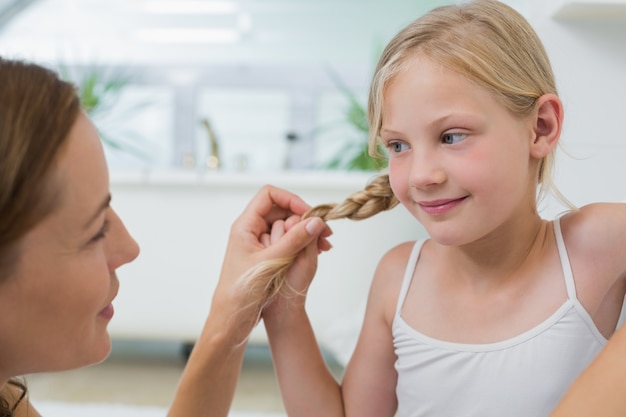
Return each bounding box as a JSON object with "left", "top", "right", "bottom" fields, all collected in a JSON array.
[
  {"left": 143, "top": 1, "right": 239, "bottom": 15},
  {"left": 135, "top": 28, "right": 241, "bottom": 43}
]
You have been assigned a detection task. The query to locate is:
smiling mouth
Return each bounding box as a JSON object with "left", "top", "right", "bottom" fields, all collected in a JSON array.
[
  {"left": 418, "top": 196, "right": 467, "bottom": 215},
  {"left": 99, "top": 303, "right": 114, "bottom": 320},
  {"left": 99, "top": 291, "right": 117, "bottom": 320}
]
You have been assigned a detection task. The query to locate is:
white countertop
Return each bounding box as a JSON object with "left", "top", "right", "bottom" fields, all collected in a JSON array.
[{"left": 110, "top": 169, "right": 383, "bottom": 190}]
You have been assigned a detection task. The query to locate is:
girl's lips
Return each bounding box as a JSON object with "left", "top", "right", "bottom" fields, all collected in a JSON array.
[{"left": 418, "top": 197, "right": 467, "bottom": 215}]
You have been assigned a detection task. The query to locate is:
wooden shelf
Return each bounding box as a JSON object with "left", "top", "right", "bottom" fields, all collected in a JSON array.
[{"left": 553, "top": 0, "right": 626, "bottom": 19}]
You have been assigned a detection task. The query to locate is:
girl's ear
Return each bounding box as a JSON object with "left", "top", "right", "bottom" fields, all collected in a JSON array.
[{"left": 530, "top": 93, "right": 563, "bottom": 159}]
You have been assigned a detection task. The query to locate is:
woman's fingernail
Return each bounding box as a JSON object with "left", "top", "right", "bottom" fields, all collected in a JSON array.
[{"left": 305, "top": 217, "right": 323, "bottom": 235}]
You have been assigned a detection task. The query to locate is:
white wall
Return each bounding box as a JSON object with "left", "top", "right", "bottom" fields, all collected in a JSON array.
[
  {"left": 528, "top": 1, "right": 626, "bottom": 217},
  {"left": 107, "top": 171, "right": 427, "bottom": 355},
  {"left": 0, "top": 0, "right": 435, "bottom": 67}
]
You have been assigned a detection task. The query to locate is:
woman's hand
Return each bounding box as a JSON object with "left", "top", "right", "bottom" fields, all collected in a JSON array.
[
  {"left": 209, "top": 185, "right": 330, "bottom": 343},
  {"left": 261, "top": 212, "right": 332, "bottom": 324}
]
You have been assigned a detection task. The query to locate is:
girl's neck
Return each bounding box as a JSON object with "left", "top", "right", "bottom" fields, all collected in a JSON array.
[{"left": 444, "top": 214, "right": 549, "bottom": 287}]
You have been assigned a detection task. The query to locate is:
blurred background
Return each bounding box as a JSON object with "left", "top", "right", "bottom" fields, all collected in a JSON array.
[
  {"left": 0, "top": 0, "right": 459, "bottom": 173},
  {"left": 0, "top": 0, "right": 623, "bottom": 181}
]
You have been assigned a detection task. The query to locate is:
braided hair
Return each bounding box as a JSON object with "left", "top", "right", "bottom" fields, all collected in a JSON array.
[
  {"left": 304, "top": 173, "right": 399, "bottom": 221},
  {"left": 240, "top": 173, "right": 399, "bottom": 316}
]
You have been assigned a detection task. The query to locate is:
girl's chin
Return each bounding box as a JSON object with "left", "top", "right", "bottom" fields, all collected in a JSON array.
[{"left": 424, "top": 227, "right": 473, "bottom": 247}]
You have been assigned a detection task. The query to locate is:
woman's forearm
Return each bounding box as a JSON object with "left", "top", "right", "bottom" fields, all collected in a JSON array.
[
  {"left": 166, "top": 308, "right": 249, "bottom": 417},
  {"left": 550, "top": 324, "right": 626, "bottom": 417}
]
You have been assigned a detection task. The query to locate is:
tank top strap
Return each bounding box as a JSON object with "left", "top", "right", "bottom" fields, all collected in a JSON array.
[
  {"left": 553, "top": 217, "right": 578, "bottom": 300},
  {"left": 395, "top": 239, "right": 427, "bottom": 317}
]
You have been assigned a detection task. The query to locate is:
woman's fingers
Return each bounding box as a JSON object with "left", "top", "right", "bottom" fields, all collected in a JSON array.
[
  {"left": 262, "top": 217, "right": 326, "bottom": 260},
  {"left": 244, "top": 185, "right": 311, "bottom": 225},
  {"left": 270, "top": 220, "right": 286, "bottom": 245},
  {"left": 260, "top": 233, "right": 271, "bottom": 248}
]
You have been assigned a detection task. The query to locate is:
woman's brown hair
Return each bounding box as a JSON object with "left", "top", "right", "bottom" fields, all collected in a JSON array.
[
  {"left": 0, "top": 57, "right": 81, "bottom": 415},
  {"left": 0, "top": 57, "right": 80, "bottom": 278}
]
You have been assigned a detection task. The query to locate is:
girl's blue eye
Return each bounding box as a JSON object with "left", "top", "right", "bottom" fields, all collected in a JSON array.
[
  {"left": 389, "top": 141, "right": 409, "bottom": 153},
  {"left": 442, "top": 132, "right": 467, "bottom": 144}
]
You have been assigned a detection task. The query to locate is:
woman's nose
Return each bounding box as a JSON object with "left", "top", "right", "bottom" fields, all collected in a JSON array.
[{"left": 107, "top": 209, "right": 140, "bottom": 270}]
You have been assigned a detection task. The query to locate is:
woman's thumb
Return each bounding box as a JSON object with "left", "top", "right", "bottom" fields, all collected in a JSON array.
[{"left": 268, "top": 217, "right": 325, "bottom": 258}]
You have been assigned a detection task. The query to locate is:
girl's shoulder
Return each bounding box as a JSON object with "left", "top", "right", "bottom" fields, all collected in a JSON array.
[
  {"left": 558, "top": 203, "right": 626, "bottom": 334},
  {"left": 375, "top": 240, "right": 417, "bottom": 279},
  {"left": 560, "top": 202, "right": 626, "bottom": 245},
  {"left": 368, "top": 240, "right": 417, "bottom": 322},
  {"left": 560, "top": 202, "right": 626, "bottom": 271}
]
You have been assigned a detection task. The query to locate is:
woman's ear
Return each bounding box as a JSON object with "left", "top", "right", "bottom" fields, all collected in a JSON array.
[{"left": 530, "top": 93, "right": 564, "bottom": 159}]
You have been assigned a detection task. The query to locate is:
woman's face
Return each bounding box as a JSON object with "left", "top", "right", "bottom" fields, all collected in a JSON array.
[{"left": 0, "top": 112, "right": 139, "bottom": 377}]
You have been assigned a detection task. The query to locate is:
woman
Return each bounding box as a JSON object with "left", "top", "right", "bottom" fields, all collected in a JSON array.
[{"left": 0, "top": 57, "right": 330, "bottom": 417}]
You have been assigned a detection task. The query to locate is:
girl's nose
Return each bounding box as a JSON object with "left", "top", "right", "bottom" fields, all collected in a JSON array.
[{"left": 409, "top": 151, "right": 446, "bottom": 189}]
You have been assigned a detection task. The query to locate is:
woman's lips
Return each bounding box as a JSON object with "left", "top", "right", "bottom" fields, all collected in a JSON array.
[
  {"left": 99, "top": 303, "right": 114, "bottom": 320},
  {"left": 100, "top": 285, "right": 118, "bottom": 320},
  {"left": 418, "top": 197, "right": 467, "bottom": 215}
]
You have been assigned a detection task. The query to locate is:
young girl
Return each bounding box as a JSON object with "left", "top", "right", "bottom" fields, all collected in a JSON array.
[{"left": 260, "top": 1, "right": 626, "bottom": 416}]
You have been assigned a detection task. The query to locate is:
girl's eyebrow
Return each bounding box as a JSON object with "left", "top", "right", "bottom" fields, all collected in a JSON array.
[
  {"left": 382, "top": 112, "right": 481, "bottom": 135},
  {"left": 380, "top": 127, "right": 402, "bottom": 136},
  {"left": 428, "top": 112, "right": 479, "bottom": 127},
  {"left": 82, "top": 194, "right": 112, "bottom": 230}
]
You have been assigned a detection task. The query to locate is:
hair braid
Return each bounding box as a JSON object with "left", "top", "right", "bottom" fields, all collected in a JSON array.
[
  {"left": 303, "top": 173, "right": 399, "bottom": 221},
  {"left": 237, "top": 173, "right": 399, "bottom": 326}
]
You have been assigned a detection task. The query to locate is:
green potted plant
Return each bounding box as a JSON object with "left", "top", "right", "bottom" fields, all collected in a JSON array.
[
  {"left": 319, "top": 65, "right": 387, "bottom": 172},
  {"left": 59, "top": 64, "right": 149, "bottom": 161}
]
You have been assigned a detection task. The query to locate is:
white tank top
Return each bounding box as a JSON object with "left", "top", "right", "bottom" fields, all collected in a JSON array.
[{"left": 392, "top": 219, "right": 607, "bottom": 417}]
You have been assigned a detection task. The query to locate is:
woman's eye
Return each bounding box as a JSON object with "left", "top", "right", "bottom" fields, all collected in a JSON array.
[
  {"left": 442, "top": 132, "right": 467, "bottom": 145},
  {"left": 388, "top": 141, "right": 409, "bottom": 153},
  {"left": 91, "top": 220, "right": 110, "bottom": 243}
]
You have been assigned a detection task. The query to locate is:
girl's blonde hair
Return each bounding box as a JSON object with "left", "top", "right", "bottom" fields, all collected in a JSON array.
[
  {"left": 369, "top": 0, "right": 564, "bottom": 204},
  {"left": 246, "top": 0, "right": 573, "bottom": 309}
]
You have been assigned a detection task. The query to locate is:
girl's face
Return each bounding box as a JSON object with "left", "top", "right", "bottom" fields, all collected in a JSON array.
[
  {"left": 0, "top": 112, "right": 140, "bottom": 378},
  {"left": 381, "top": 54, "right": 539, "bottom": 246}
]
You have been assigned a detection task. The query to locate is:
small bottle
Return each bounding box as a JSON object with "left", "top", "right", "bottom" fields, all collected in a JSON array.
[{"left": 284, "top": 131, "right": 299, "bottom": 170}]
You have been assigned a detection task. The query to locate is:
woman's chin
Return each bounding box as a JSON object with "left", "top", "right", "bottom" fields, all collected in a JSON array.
[
  {"left": 92, "top": 334, "right": 113, "bottom": 364},
  {"left": 78, "top": 333, "right": 113, "bottom": 368}
]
